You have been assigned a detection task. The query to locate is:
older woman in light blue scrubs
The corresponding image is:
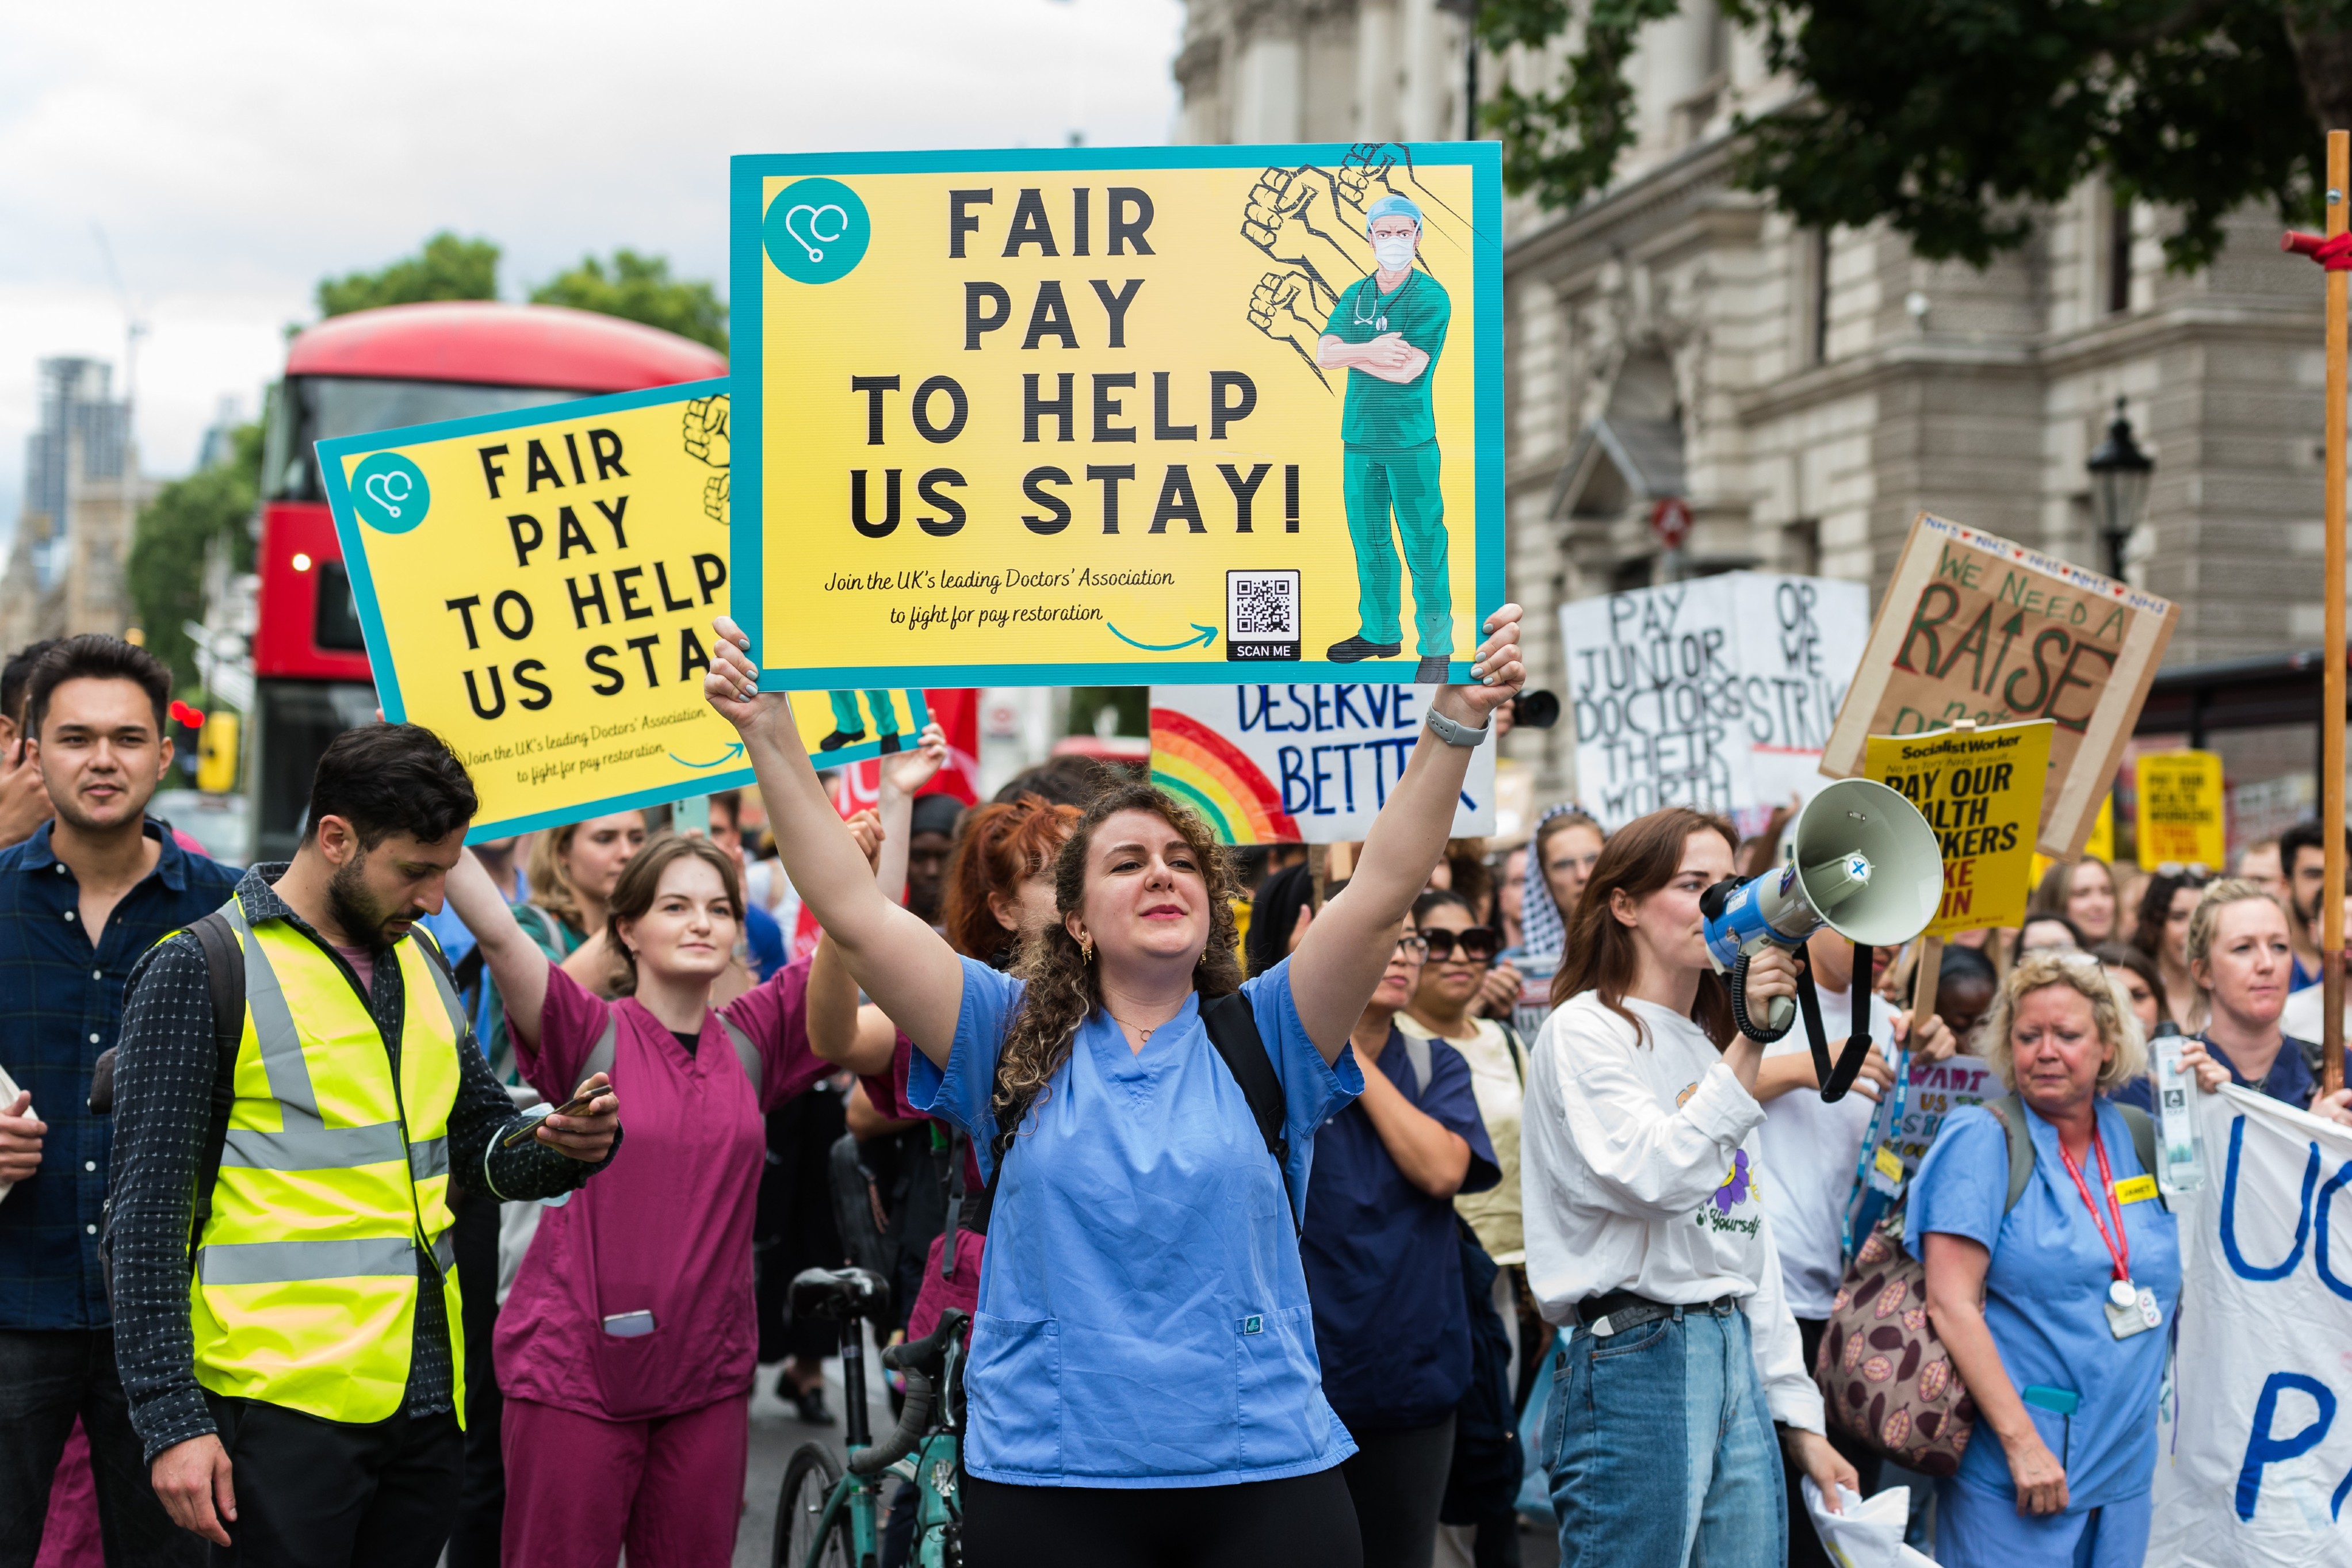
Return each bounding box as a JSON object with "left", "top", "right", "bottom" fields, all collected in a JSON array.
[
  {"left": 701, "top": 607, "right": 1525, "bottom": 1568},
  {"left": 1909, "top": 950, "right": 2183, "bottom": 1567}
]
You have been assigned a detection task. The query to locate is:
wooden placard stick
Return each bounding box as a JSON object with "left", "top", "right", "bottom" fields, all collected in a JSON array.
[
  {"left": 2292, "top": 132, "right": 2351, "bottom": 1096},
  {"left": 2327, "top": 132, "right": 2348, "bottom": 1100}
]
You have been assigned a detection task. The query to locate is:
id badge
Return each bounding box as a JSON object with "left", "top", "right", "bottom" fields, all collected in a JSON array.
[
  {"left": 1867, "top": 1143, "right": 1906, "bottom": 1196},
  {"left": 2103, "top": 1281, "right": 2159, "bottom": 1340}
]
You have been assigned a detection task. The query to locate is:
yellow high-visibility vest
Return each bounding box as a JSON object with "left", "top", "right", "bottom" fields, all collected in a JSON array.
[{"left": 188, "top": 895, "right": 468, "bottom": 1425}]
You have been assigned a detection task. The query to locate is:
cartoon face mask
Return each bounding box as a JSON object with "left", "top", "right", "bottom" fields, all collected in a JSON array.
[{"left": 1371, "top": 231, "right": 1417, "bottom": 272}]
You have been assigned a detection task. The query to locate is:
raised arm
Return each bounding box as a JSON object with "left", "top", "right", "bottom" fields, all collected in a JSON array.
[
  {"left": 874, "top": 722, "right": 949, "bottom": 905},
  {"left": 1289, "top": 606, "right": 1523, "bottom": 1058},
  {"left": 705, "top": 618, "right": 966, "bottom": 1063},
  {"left": 444, "top": 847, "right": 550, "bottom": 1054},
  {"left": 807, "top": 808, "right": 920, "bottom": 1077}
]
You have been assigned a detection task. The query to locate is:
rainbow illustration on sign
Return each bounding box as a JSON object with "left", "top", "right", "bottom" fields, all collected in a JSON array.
[{"left": 1149, "top": 707, "right": 1302, "bottom": 846}]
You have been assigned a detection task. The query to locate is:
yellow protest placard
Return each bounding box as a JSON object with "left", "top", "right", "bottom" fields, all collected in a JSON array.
[
  {"left": 2135, "top": 749, "right": 2225, "bottom": 871},
  {"left": 1865, "top": 721, "right": 2054, "bottom": 936},
  {"left": 319, "top": 381, "right": 927, "bottom": 840},
  {"left": 728, "top": 143, "right": 1502, "bottom": 690}
]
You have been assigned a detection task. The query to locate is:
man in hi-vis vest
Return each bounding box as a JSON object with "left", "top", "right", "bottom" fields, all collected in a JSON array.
[{"left": 109, "top": 724, "right": 622, "bottom": 1566}]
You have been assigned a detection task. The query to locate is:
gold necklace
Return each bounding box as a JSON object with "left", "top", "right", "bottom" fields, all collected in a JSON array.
[{"left": 1107, "top": 1013, "right": 1160, "bottom": 1042}]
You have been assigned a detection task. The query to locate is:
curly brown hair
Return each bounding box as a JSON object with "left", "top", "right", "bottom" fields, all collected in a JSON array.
[{"left": 990, "top": 781, "right": 1244, "bottom": 1146}]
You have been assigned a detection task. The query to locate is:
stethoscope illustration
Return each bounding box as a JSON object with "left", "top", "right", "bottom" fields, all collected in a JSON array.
[
  {"left": 1351, "top": 271, "right": 1413, "bottom": 331},
  {"left": 783, "top": 204, "right": 850, "bottom": 263},
  {"left": 364, "top": 468, "right": 414, "bottom": 519}
]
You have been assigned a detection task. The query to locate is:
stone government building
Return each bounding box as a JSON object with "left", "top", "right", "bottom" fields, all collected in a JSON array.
[{"left": 1174, "top": 0, "right": 2332, "bottom": 829}]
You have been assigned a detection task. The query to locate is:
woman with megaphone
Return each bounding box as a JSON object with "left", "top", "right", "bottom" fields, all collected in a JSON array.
[{"left": 1522, "top": 806, "right": 1857, "bottom": 1568}]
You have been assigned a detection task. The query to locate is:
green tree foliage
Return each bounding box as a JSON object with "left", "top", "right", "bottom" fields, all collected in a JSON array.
[
  {"left": 1479, "top": 0, "right": 2352, "bottom": 270},
  {"left": 316, "top": 232, "right": 501, "bottom": 318},
  {"left": 128, "top": 423, "right": 261, "bottom": 692},
  {"left": 529, "top": 250, "right": 728, "bottom": 353}
]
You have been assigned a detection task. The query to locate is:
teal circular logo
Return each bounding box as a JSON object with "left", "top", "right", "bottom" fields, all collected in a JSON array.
[
  {"left": 764, "top": 178, "right": 871, "bottom": 285},
  {"left": 351, "top": 452, "right": 430, "bottom": 533}
]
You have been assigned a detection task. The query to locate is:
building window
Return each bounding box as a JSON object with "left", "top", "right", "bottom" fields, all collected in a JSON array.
[
  {"left": 1781, "top": 519, "right": 1820, "bottom": 578},
  {"left": 1611, "top": 557, "right": 1654, "bottom": 594},
  {"left": 2107, "top": 196, "right": 2133, "bottom": 316}
]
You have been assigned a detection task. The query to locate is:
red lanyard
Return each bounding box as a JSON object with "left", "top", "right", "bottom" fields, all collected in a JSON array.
[{"left": 2055, "top": 1130, "right": 2131, "bottom": 1283}]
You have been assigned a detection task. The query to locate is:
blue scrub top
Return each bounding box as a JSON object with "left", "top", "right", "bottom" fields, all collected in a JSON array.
[
  {"left": 1906, "top": 1100, "right": 2180, "bottom": 1509},
  {"left": 1302, "top": 1027, "right": 1498, "bottom": 1431},
  {"left": 744, "top": 901, "right": 786, "bottom": 982},
  {"left": 909, "top": 954, "right": 1365, "bottom": 1487}
]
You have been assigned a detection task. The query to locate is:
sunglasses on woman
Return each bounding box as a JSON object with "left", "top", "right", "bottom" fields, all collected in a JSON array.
[{"left": 1421, "top": 927, "right": 1500, "bottom": 965}]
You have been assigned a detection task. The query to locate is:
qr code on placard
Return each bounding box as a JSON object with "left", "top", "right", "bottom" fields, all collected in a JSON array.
[{"left": 1227, "top": 569, "right": 1301, "bottom": 661}]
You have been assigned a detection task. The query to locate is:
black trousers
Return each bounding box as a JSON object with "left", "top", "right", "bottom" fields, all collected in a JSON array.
[
  {"left": 962, "top": 1465, "right": 1363, "bottom": 1568},
  {"left": 446, "top": 1188, "right": 504, "bottom": 1568},
  {"left": 1340, "top": 1417, "right": 1456, "bottom": 1568},
  {"left": 0, "top": 1328, "right": 199, "bottom": 1568},
  {"left": 1788, "top": 1318, "right": 1884, "bottom": 1568},
  {"left": 203, "top": 1395, "right": 460, "bottom": 1568}
]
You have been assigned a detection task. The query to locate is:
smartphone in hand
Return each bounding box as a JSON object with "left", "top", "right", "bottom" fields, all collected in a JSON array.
[{"left": 500, "top": 1081, "right": 609, "bottom": 1149}]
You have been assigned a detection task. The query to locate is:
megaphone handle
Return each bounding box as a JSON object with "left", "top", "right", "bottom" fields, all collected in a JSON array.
[
  {"left": 1819, "top": 943, "right": 1877, "bottom": 1103},
  {"left": 1730, "top": 950, "right": 1796, "bottom": 1043}
]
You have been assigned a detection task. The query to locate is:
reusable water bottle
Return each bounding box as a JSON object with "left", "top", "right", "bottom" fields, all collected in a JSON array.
[{"left": 2150, "top": 1022, "right": 2206, "bottom": 1196}]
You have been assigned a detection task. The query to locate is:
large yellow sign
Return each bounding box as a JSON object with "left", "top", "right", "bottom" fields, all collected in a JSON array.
[
  {"left": 729, "top": 143, "right": 1502, "bottom": 690},
  {"left": 1865, "top": 721, "right": 2054, "bottom": 936},
  {"left": 319, "top": 383, "right": 924, "bottom": 841},
  {"left": 2136, "top": 749, "right": 2226, "bottom": 871}
]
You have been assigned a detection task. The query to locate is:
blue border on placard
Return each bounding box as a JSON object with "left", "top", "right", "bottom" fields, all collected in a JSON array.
[
  {"left": 729, "top": 140, "right": 1504, "bottom": 690},
  {"left": 315, "top": 379, "right": 929, "bottom": 840}
]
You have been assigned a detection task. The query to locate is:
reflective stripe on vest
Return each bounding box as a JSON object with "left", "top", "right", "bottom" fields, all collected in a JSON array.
[{"left": 190, "top": 893, "right": 471, "bottom": 1427}]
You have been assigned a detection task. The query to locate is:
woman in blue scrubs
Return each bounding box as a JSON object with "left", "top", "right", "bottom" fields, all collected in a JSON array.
[
  {"left": 1910, "top": 950, "right": 2182, "bottom": 1566},
  {"left": 701, "top": 606, "right": 1525, "bottom": 1568}
]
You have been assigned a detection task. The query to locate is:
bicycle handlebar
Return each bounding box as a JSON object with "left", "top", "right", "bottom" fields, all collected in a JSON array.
[{"left": 847, "top": 1371, "right": 934, "bottom": 1477}]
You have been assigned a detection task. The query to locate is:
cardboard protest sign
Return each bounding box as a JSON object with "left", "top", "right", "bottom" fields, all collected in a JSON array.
[
  {"left": 1821, "top": 513, "right": 2177, "bottom": 858},
  {"left": 728, "top": 143, "right": 1502, "bottom": 691},
  {"left": 2152, "top": 1086, "right": 2352, "bottom": 1565},
  {"left": 1863, "top": 721, "right": 2052, "bottom": 936},
  {"left": 1558, "top": 572, "right": 1869, "bottom": 832},
  {"left": 2136, "top": 749, "right": 2227, "bottom": 870},
  {"left": 1149, "top": 683, "right": 1495, "bottom": 844},
  {"left": 318, "top": 382, "right": 926, "bottom": 840}
]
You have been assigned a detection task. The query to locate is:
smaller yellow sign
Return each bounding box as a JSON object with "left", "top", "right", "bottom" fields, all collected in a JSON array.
[
  {"left": 2135, "top": 750, "right": 2225, "bottom": 871},
  {"left": 1864, "top": 720, "right": 2055, "bottom": 937}
]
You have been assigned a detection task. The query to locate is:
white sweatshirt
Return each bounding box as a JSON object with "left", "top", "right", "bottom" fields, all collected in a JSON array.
[{"left": 1521, "top": 991, "right": 1826, "bottom": 1433}]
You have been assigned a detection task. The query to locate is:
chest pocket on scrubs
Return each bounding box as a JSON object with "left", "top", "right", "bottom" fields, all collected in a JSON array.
[{"left": 586, "top": 1013, "right": 764, "bottom": 1421}]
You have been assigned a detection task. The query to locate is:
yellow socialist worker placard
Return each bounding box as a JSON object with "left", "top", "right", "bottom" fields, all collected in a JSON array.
[
  {"left": 1864, "top": 721, "right": 2054, "bottom": 936},
  {"left": 318, "top": 381, "right": 927, "bottom": 842},
  {"left": 729, "top": 142, "right": 1503, "bottom": 690}
]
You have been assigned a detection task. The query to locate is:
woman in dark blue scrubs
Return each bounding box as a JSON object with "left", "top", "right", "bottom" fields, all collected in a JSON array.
[{"left": 1302, "top": 910, "right": 1500, "bottom": 1568}]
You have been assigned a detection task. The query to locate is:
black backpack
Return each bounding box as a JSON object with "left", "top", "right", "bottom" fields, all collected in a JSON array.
[{"left": 93, "top": 911, "right": 245, "bottom": 1299}]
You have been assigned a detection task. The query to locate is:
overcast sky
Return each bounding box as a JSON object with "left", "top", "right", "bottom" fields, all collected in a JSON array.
[{"left": 0, "top": 0, "right": 1185, "bottom": 530}]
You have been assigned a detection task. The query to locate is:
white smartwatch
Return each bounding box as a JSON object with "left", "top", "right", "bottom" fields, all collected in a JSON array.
[{"left": 1424, "top": 708, "right": 1490, "bottom": 748}]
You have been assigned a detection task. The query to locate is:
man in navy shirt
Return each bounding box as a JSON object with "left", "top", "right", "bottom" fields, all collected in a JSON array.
[
  {"left": 1302, "top": 918, "right": 1499, "bottom": 1568},
  {"left": 0, "top": 636, "right": 238, "bottom": 1565}
]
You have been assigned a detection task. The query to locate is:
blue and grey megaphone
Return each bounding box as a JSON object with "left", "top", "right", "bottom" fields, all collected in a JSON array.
[{"left": 1699, "top": 778, "right": 1942, "bottom": 1099}]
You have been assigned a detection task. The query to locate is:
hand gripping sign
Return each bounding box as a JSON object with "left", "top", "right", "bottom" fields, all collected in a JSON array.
[
  {"left": 728, "top": 141, "right": 1504, "bottom": 691},
  {"left": 319, "top": 381, "right": 924, "bottom": 841}
]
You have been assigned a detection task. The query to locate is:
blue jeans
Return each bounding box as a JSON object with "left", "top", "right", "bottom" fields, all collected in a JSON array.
[{"left": 1543, "top": 1302, "right": 1786, "bottom": 1568}]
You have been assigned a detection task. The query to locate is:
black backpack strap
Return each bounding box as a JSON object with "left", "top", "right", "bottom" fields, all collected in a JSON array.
[
  {"left": 1199, "top": 990, "right": 1298, "bottom": 1234},
  {"left": 185, "top": 908, "right": 246, "bottom": 1271}
]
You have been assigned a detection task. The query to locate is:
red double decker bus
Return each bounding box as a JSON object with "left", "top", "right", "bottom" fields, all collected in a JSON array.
[{"left": 249, "top": 301, "right": 725, "bottom": 859}]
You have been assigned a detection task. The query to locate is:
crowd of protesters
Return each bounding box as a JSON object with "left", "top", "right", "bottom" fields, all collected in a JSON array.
[{"left": 5, "top": 620, "right": 2352, "bottom": 1568}]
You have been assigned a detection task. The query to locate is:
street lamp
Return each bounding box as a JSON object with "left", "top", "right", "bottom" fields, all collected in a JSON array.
[{"left": 2086, "top": 396, "right": 2154, "bottom": 582}]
